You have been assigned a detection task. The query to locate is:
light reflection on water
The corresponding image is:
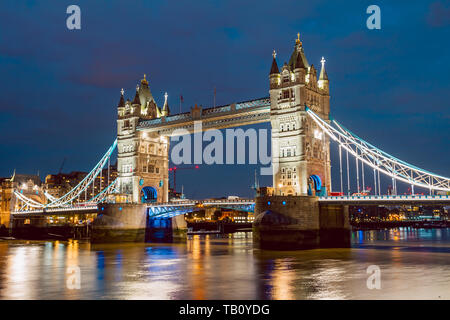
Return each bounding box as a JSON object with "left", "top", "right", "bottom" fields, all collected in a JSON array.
[{"left": 0, "top": 229, "right": 449, "bottom": 300}]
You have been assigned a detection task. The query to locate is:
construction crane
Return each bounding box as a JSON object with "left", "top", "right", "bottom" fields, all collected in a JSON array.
[
  {"left": 169, "top": 165, "right": 199, "bottom": 192},
  {"left": 58, "top": 157, "right": 66, "bottom": 174}
]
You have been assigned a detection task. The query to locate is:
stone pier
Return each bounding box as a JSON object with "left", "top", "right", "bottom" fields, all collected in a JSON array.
[
  {"left": 92, "top": 203, "right": 147, "bottom": 243},
  {"left": 92, "top": 203, "right": 187, "bottom": 243},
  {"left": 253, "top": 195, "right": 350, "bottom": 250},
  {"left": 146, "top": 214, "right": 187, "bottom": 242}
]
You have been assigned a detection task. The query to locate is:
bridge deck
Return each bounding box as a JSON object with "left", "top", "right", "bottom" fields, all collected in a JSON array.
[
  {"left": 137, "top": 97, "right": 271, "bottom": 135},
  {"left": 318, "top": 194, "right": 450, "bottom": 205}
]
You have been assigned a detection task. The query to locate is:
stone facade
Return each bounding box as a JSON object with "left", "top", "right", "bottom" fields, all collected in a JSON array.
[
  {"left": 269, "top": 35, "right": 331, "bottom": 196},
  {"left": 117, "top": 76, "right": 170, "bottom": 203}
]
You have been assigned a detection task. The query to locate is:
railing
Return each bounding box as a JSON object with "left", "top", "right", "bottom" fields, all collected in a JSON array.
[
  {"left": 138, "top": 97, "right": 270, "bottom": 129},
  {"left": 146, "top": 199, "right": 255, "bottom": 207},
  {"left": 319, "top": 195, "right": 450, "bottom": 202},
  {"left": 12, "top": 205, "right": 98, "bottom": 215}
]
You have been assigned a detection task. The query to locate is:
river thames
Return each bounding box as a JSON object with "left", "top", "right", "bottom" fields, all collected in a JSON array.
[{"left": 0, "top": 228, "right": 449, "bottom": 300}]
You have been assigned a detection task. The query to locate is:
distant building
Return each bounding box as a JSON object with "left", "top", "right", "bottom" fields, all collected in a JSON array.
[
  {"left": 0, "top": 172, "right": 44, "bottom": 227},
  {"left": 44, "top": 162, "right": 117, "bottom": 201}
]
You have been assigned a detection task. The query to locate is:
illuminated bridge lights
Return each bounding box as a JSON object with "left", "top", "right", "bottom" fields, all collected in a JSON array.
[{"left": 306, "top": 107, "right": 450, "bottom": 192}]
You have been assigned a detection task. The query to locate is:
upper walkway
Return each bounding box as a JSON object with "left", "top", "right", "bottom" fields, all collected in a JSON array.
[{"left": 137, "top": 97, "right": 271, "bottom": 136}]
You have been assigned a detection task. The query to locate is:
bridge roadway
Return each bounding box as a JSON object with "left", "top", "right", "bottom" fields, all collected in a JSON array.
[
  {"left": 11, "top": 195, "right": 450, "bottom": 218},
  {"left": 147, "top": 195, "right": 450, "bottom": 218}
]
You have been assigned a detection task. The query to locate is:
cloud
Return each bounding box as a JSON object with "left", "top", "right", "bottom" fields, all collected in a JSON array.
[{"left": 427, "top": 1, "right": 450, "bottom": 27}]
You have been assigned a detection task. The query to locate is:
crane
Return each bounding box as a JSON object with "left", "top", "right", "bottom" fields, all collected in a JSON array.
[
  {"left": 58, "top": 157, "right": 67, "bottom": 174},
  {"left": 169, "top": 165, "right": 199, "bottom": 192}
]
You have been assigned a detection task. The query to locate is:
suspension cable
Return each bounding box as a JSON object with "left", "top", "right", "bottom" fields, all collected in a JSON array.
[{"left": 306, "top": 107, "right": 450, "bottom": 192}]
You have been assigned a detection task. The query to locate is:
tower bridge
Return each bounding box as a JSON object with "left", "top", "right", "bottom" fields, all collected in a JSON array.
[{"left": 6, "top": 33, "right": 450, "bottom": 247}]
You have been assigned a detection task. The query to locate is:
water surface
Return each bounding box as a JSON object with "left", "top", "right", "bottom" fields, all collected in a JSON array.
[{"left": 0, "top": 228, "right": 449, "bottom": 299}]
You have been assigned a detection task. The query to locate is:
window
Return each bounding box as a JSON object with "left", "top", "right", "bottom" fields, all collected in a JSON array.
[
  {"left": 283, "top": 90, "right": 290, "bottom": 99},
  {"left": 156, "top": 168, "right": 159, "bottom": 173},
  {"left": 280, "top": 124, "right": 284, "bottom": 132},
  {"left": 283, "top": 76, "right": 289, "bottom": 83},
  {"left": 148, "top": 165, "right": 154, "bottom": 173},
  {"left": 287, "top": 149, "right": 291, "bottom": 157},
  {"left": 124, "top": 120, "right": 130, "bottom": 128},
  {"left": 122, "top": 164, "right": 132, "bottom": 173},
  {"left": 142, "top": 165, "right": 147, "bottom": 173}
]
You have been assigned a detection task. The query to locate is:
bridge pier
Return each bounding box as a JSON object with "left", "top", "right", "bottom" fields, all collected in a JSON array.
[
  {"left": 146, "top": 215, "right": 187, "bottom": 242},
  {"left": 253, "top": 196, "right": 350, "bottom": 250},
  {"left": 92, "top": 203, "right": 147, "bottom": 243},
  {"left": 92, "top": 203, "right": 187, "bottom": 243}
]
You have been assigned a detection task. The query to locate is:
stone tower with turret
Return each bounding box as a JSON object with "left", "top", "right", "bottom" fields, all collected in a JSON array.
[
  {"left": 269, "top": 34, "right": 331, "bottom": 196},
  {"left": 117, "top": 75, "right": 170, "bottom": 203}
]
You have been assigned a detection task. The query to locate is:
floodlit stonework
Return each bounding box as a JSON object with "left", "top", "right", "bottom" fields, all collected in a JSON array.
[{"left": 269, "top": 34, "right": 331, "bottom": 196}]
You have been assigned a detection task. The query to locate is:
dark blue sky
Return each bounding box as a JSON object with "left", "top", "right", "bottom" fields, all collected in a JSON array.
[{"left": 0, "top": 0, "right": 449, "bottom": 198}]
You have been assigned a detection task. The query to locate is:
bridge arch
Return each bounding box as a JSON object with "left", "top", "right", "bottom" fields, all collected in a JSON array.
[
  {"left": 141, "top": 186, "right": 158, "bottom": 203},
  {"left": 309, "top": 174, "right": 322, "bottom": 192}
]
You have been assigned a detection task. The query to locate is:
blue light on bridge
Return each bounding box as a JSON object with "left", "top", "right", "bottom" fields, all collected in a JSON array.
[
  {"left": 282, "top": 201, "right": 286, "bottom": 205},
  {"left": 268, "top": 201, "right": 271, "bottom": 205},
  {"left": 119, "top": 207, "right": 122, "bottom": 211}
]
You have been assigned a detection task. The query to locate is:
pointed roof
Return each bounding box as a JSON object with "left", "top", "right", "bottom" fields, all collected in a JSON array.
[
  {"left": 8, "top": 169, "right": 16, "bottom": 182},
  {"left": 269, "top": 50, "right": 280, "bottom": 75},
  {"left": 288, "top": 33, "right": 309, "bottom": 70},
  {"left": 162, "top": 92, "right": 170, "bottom": 116},
  {"left": 117, "top": 88, "right": 125, "bottom": 108},
  {"left": 319, "top": 57, "right": 328, "bottom": 81},
  {"left": 132, "top": 86, "right": 140, "bottom": 105}
]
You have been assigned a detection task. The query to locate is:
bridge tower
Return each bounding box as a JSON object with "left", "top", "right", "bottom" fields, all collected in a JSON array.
[
  {"left": 116, "top": 75, "right": 169, "bottom": 203},
  {"left": 269, "top": 34, "right": 331, "bottom": 196}
]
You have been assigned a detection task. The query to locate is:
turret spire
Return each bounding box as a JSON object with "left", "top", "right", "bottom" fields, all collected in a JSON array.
[
  {"left": 132, "top": 85, "right": 140, "bottom": 105},
  {"left": 269, "top": 49, "right": 280, "bottom": 75},
  {"left": 162, "top": 92, "right": 170, "bottom": 116},
  {"left": 117, "top": 88, "right": 125, "bottom": 108},
  {"left": 319, "top": 56, "right": 328, "bottom": 81},
  {"left": 296, "top": 32, "right": 302, "bottom": 46}
]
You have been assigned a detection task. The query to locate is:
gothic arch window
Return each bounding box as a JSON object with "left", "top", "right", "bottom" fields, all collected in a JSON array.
[{"left": 280, "top": 124, "right": 284, "bottom": 132}]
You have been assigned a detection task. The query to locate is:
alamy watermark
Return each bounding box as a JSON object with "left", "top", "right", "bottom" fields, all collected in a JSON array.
[
  {"left": 170, "top": 121, "right": 277, "bottom": 176},
  {"left": 66, "top": 265, "right": 81, "bottom": 290},
  {"left": 66, "top": 5, "right": 81, "bottom": 30},
  {"left": 366, "top": 5, "right": 381, "bottom": 30},
  {"left": 366, "top": 265, "right": 381, "bottom": 290}
]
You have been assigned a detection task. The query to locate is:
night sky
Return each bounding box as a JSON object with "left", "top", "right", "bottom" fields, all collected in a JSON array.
[{"left": 1, "top": 0, "right": 449, "bottom": 199}]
